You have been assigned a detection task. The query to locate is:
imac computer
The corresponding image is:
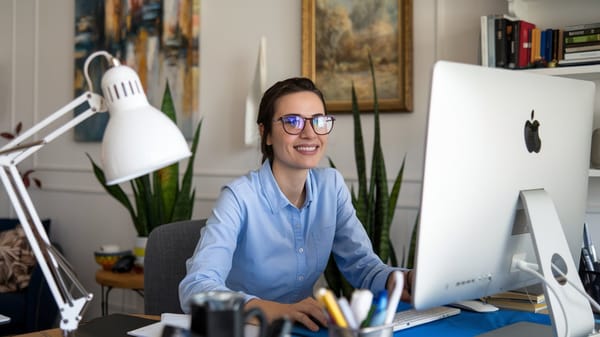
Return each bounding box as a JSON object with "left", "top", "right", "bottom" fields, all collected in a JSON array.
[{"left": 413, "top": 61, "right": 597, "bottom": 336}]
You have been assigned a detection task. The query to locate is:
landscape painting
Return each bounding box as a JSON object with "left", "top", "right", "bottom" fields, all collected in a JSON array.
[{"left": 302, "top": 0, "right": 412, "bottom": 112}]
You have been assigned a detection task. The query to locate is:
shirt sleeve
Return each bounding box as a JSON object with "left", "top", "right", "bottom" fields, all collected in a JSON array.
[
  {"left": 329, "top": 169, "right": 397, "bottom": 294},
  {"left": 178, "top": 187, "right": 256, "bottom": 312}
]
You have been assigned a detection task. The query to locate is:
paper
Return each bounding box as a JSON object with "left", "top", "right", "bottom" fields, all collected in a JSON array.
[
  {"left": 127, "top": 313, "right": 190, "bottom": 337},
  {"left": 127, "top": 313, "right": 262, "bottom": 337}
]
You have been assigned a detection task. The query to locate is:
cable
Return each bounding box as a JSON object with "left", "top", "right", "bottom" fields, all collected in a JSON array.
[
  {"left": 516, "top": 260, "right": 569, "bottom": 337},
  {"left": 550, "top": 262, "right": 600, "bottom": 314}
]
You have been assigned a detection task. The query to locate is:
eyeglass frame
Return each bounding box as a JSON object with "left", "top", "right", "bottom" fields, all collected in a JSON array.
[{"left": 273, "top": 114, "right": 336, "bottom": 135}]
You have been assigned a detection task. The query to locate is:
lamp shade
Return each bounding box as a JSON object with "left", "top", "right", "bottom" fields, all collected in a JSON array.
[{"left": 100, "top": 64, "right": 191, "bottom": 185}]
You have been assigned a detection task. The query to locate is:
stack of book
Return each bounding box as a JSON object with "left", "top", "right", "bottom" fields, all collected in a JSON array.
[
  {"left": 560, "top": 22, "right": 600, "bottom": 66},
  {"left": 480, "top": 14, "right": 548, "bottom": 69},
  {"left": 480, "top": 15, "right": 600, "bottom": 68},
  {"left": 483, "top": 285, "right": 548, "bottom": 313}
]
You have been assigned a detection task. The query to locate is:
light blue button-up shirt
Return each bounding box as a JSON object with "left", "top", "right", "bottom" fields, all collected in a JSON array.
[{"left": 179, "top": 160, "right": 395, "bottom": 312}]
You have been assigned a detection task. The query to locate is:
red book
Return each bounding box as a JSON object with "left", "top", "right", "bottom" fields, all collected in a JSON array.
[{"left": 516, "top": 20, "right": 536, "bottom": 68}]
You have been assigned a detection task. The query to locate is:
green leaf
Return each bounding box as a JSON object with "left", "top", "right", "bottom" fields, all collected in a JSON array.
[
  {"left": 324, "top": 53, "right": 407, "bottom": 296},
  {"left": 86, "top": 153, "right": 141, "bottom": 233},
  {"left": 172, "top": 119, "right": 202, "bottom": 221}
]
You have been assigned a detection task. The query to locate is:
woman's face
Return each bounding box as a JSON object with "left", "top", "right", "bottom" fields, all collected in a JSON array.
[{"left": 267, "top": 91, "right": 328, "bottom": 173}]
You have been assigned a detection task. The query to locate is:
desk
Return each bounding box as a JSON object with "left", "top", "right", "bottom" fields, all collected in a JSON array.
[
  {"left": 18, "top": 306, "right": 554, "bottom": 337},
  {"left": 95, "top": 269, "right": 144, "bottom": 316}
]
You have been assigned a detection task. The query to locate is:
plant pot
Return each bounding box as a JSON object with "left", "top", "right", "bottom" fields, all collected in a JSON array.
[{"left": 133, "top": 236, "right": 148, "bottom": 270}]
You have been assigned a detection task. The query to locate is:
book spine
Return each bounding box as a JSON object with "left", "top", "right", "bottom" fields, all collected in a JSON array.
[
  {"left": 487, "top": 15, "right": 496, "bottom": 66},
  {"left": 552, "top": 29, "right": 559, "bottom": 61},
  {"left": 495, "top": 18, "right": 509, "bottom": 68},
  {"left": 564, "top": 34, "right": 600, "bottom": 44},
  {"left": 508, "top": 20, "right": 517, "bottom": 68},
  {"left": 544, "top": 28, "right": 553, "bottom": 62},
  {"left": 565, "top": 22, "right": 600, "bottom": 31},
  {"left": 564, "top": 42, "right": 600, "bottom": 53},
  {"left": 565, "top": 27, "right": 600, "bottom": 37},
  {"left": 531, "top": 28, "right": 541, "bottom": 63},
  {"left": 480, "top": 15, "right": 488, "bottom": 66},
  {"left": 564, "top": 50, "right": 600, "bottom": 60},
  {"left": 516, "top": 21, "right": 535, "bottom": 68}
]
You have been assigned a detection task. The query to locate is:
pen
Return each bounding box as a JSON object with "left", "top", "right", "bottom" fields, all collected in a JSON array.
[
  {"left": 384, "top": 270, "right": 404, "bottom": 324},
  {"left": 337, "top": 297, "right": 358, "bottom": 329},
  {"left": 364, "top": 290, "right": 388, "bottom": 327},
  {"left": 316, "top": 288, "right": 348, "bottom": 328},
  {"left": 350, "top": 289, "right": 373, "bottom": 326}
]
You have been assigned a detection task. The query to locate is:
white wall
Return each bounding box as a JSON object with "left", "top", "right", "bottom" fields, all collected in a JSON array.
[{"left": 6, "top": 0, "right": 600, "bottom": 321}]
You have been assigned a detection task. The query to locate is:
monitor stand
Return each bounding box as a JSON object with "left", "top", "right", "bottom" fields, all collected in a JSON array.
[{"left": 481, "top": 189, "right": 597, "bottom": 337}]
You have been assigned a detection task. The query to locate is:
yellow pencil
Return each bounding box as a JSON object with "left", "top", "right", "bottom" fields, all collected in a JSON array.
[{"left": 316, "top": 288, "right": 348, "bottom": 328}]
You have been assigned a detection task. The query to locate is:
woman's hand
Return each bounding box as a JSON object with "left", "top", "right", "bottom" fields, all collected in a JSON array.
[
  {"left": 245, "top": 297, "right": 328, "bottom": 331},
  {"left": 386, "top": 270, "right": 413, "bottom": 302}
]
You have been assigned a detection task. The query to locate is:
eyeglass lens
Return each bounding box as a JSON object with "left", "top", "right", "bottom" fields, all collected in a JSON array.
[{"left": 279, "top": 115, "right": 334, "bottom": 135}]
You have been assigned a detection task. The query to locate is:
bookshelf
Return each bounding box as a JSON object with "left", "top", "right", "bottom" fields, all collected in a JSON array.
[
  {"left": 525, "top": 64, "right": 600, "bottom": 80},
  {"left": 525, "top": 65, "right": 600, "bottom": 177}
]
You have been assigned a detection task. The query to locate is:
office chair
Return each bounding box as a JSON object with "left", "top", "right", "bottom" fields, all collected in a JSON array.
[{"left": 143, "top": 219, "right": 206, "bottom": 315}]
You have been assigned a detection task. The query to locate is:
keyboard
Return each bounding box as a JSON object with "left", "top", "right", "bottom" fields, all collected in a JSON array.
[{"left": 392, "top": 306, "right": 461, "bottom": 331}]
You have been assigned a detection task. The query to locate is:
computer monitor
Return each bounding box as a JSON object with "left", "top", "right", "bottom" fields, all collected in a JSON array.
[{"left": 413, "top": 61, "right": 596, "bottom": 336}]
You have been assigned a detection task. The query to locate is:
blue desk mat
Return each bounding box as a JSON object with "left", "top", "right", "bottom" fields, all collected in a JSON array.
[{"left": 290, "top": 301, "right": 551, "bottom": 337}]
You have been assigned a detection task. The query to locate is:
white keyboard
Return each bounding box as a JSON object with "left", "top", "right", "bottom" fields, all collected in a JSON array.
[{"left": 392, "top": 306, "right": 461, "bottom": 331}]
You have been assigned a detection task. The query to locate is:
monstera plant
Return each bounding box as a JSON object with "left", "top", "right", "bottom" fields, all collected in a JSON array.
[
  {"left": 88, "top": 83, "right": 202, "bottom": 237},
  {"left": 326, "top": 55, "right": 406, "bottom": 298}
]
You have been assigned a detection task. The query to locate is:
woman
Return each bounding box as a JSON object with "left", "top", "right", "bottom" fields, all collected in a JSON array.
[{"left": 179, "top": 77, "right": 409, "bottom": 331}]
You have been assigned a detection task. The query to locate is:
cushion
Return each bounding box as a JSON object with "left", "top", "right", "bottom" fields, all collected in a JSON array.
[
  {"left": 0, "top": 224, "right": 36, "bottom": 292},
  {"left": 0, "top": 218, "right": 51, "bottom": 293}
]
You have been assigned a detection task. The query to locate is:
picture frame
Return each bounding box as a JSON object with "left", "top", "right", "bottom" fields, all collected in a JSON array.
[{"left": 302, "top": 0, "right": 413, "bottom": 113}]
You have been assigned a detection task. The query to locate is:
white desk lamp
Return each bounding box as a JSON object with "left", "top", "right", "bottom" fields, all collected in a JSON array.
[{"left": 0, "top": 50, "right": 191, "bottom": 335}]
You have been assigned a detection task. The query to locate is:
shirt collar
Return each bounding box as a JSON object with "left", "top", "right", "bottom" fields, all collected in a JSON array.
[{"left": 258, "top": 160, "right": 314, "bottom": 212}]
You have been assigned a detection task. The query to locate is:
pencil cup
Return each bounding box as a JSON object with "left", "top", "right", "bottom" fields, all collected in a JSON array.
[{"left": 328, "top": 325, "right": 393, "bottom": 337}]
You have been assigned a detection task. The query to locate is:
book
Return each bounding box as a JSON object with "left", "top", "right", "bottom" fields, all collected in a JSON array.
[
  {"left": 531, "top": 27, "right": 541, "bottom": 63},
  {"left": 495, "top": 17, "right": 511, "bottom": 68},
  {"left": 564, "top": 27, "right": 600, "bottom": 38},
  {"left": 480, "top": 15, "right": 497, "bottom": 67},
  {"left": 564, "top": 50, "right": 600, "bottom": 60},
  {"left": 514, "top": 20, "right": 535, "bottom": 68},
  {"left": 559, "top": 56, "right": 600, "bottom": 66},
  {"left": 484, "top": 297, "right": 548, "bottom": 313},
  {"left": 565, "top": 34, "right": 600, "bottom": 44},
  {"left": 488, "top": 285, "right": 545, "bottom": 304},
  {"left": 564, "top": 42, "right": 600, "bottom": 53},
  {"left": 565, "top": 22, "right": 600, "bottom": 31}
]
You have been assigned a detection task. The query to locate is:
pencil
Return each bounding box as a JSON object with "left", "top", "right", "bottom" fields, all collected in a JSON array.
[{"left": 316, "top": 288, "right": 348, "bottom": 328}]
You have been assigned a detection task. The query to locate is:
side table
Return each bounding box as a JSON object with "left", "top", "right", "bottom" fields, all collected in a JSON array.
[{"left": 95, "top": 269, "right": 144, "bottom": 316}]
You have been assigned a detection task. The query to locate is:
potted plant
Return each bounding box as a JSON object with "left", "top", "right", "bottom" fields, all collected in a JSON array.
[
  {"left": 87, "top": 83, "right": 202, "bottom": 266},
  {"left": 326, "top": 55, "right": 405, "bottom": 298}
]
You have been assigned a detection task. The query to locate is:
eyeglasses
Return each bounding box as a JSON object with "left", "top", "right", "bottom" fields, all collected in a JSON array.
[{"left": 274, "top": 114, "right": 335, "bottom": 135}]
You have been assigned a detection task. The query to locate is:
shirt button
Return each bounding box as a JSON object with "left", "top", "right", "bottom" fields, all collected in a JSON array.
[
  {"left": 298, "top": 276, "right": 304, "bottom": 281},
  {"left": 298, "top": 247, "right": 304, "bottom": 254}
]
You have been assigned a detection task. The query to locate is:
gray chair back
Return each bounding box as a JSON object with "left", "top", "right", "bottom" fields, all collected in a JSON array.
[{"left": 144, "top": 219, "right": 206, "bottom": 315}]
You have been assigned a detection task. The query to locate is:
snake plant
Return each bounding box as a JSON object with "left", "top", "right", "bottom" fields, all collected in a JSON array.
[
  {"left": 87, "top": 83, "right": 202, "bottom": 237},
  {"left": 326, "top": 55, "right": 405, "bottom": 298}
]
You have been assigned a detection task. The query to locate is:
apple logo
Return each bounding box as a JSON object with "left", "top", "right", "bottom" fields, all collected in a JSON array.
[{"left": 524, "top": 109, "right": 541, "bottom": 153}]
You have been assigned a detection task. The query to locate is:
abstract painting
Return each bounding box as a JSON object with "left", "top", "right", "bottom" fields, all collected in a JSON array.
[{"left": 74, "top": 0, "right": 200, "bottom": 141}]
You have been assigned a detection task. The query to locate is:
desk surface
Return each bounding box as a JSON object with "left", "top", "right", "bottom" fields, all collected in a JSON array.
[{"left": 17, "top": 304, "right": 553, "bottom": 337}]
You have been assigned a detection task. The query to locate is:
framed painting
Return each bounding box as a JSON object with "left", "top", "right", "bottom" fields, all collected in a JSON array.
[
  {"left": 74, "top": 0, "right": 200, "bottom": 141},
  {"left": 302, "top": 0, "right": 413, "bottom": 113}
]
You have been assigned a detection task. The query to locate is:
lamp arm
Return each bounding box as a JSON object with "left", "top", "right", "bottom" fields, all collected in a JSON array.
[
  {"left": 0, "top": 92, "right": 105, "bottom": 166},
  {"left": 0, "top": 92, "right": 107, "bottom": 335}
]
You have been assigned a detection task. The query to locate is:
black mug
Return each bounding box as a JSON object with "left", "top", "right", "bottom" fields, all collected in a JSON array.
[{"left": 191, "top": 291, "right": 267, "bottom": 337}]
